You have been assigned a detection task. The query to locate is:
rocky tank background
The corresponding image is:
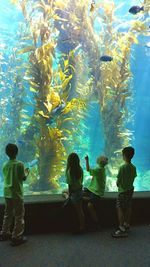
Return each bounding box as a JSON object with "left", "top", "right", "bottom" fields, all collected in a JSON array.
[{"left": 0, "top": 0, "right": 150, "bottom": 195}]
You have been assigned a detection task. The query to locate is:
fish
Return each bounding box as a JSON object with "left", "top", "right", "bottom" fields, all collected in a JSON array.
[
  {"left": 46, "top": 102, "right": 66, "bottom": 125},
  {"left": 28, "top": 159, "right": 38, "bottom": 168},
  {"left": 25, "top": 159, "right": 38, "bottom": 170},
  {"left": 90, "top": 1, "right": 95, "bottom": 12},
  {"left": 0, "top": 43, "right": 7, "bottom": 49},
  {"left": 17, "top": 139, "right": 26, "bottom": 145},
  {"left": 51, "top": 101, "right": 66, "bottom": 115},
  {"left": 145, "top": 41, "right": 150, "bottom": 48},
  {"left": 23, "top": 76, "right": 32, "bottom": 81},
  {"left": 100, "top": 55, "right": 113, "bottom": 62},
  {"left": 129, "top": 6, "right": 144, "bottom": 15},
  {"left": 74, "top": 44, "right": 82, "bottom": 56},
  {"left": 59, "top": 38, "right": 72, "bottom": 43},
  {"left": 0, "top": 117, "right": 9, "bottom": 127},
  {"left": 0, "top": 54, "right": 4, "bottom": 60},
  {"left": 10, "top": 0, "right": 18, "bottom": 4}
]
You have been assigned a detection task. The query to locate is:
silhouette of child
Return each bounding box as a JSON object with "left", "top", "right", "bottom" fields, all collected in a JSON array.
[
  {"left": 112, "top": 146, "right": 137, "bottom": 238},
  {"left": 84, "top": 155, "right": 108, "bottom": 229},
  {"left": 0, "top": 143, "right": 29, "bottom": 246},
  {"left": 65, "top": 152, "right": 85, "bottom": 233}
]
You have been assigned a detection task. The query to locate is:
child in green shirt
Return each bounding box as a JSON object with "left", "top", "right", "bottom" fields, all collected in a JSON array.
[
  {"left": 0, "top": 144, "right": 29, "bottom": 246},
  {"left": 84, "top": 155, "right": 108, "bottom": 229},
  {"left": 112, "top": 146, "right": 137, "bottom": 238},
  {"left": 65, "top": 152, "right": 85, "bottom": 233}
]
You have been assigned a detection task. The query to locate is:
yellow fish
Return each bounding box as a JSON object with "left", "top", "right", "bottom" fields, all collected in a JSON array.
[
  {"left": 11, "top": 0, "right": 18, "bottom": 4},
  {"left": 90, "top": 2, "right": 95, "bottom": 12}
]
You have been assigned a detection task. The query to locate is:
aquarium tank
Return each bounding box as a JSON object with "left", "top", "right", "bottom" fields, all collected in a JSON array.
[{"left": 0, "top": 0, "right": 150, "bottom": 196}]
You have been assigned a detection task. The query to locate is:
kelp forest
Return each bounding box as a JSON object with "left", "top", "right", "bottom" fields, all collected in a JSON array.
[{"left": 0, "top": 0, "right": 150, "bottom": 194}]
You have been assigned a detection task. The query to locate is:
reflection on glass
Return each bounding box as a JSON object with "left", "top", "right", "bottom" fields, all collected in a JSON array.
[{"left": 0, "top": 0, "right": 150, "bottom": 195}]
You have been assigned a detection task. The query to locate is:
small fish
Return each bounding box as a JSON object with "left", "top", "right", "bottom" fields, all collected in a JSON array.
[
  {"left": 17, "top": 140, "right": 26, "bottom": 145},
  {"left": 145, "top": 42, "right": 150, "bottom": 48},
  {"left": 0, "top": 54, "right": 4, "bottom": 60},
  {"left": 74, "top": 44, "right": 82, "bottom": 56},
  {"left": 29, "top": 159, "right": 38, "bottom": 168},
  {"left": 90, "top": 1, "right": 95, "bottom": 12},
  {"left": 0, "top": 81, "right": 5, "bottom": 86},
  {"left": 23, "top": 76, "right": 32, "bottom": 81},
  {"left": 129, "top": 6, "right": 144, "bottom": 15},
  {"left": 0, "top": 43, "right": 7, "bottom": 49},
  {"left": 59, "top": 38, "right": 72, "bottom": 43},
  {"left": 46, "top": 102, "right": 65, "bottom": 125},
  {"left": 100, "top": 55, "right": 113, "bottom": 62},
  {"left": 0, "top": 117, "right": 9, "bottom": 127},
  {"left": 51, "top": 102, "right": 65, "bottom": 115},
  {"left": 11, "top": 0, "right": 18, "bottom": 4}
]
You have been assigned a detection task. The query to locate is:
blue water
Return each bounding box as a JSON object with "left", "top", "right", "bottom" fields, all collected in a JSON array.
[{"left": 0, "top": 0, "right": 150, "bottom": 195}]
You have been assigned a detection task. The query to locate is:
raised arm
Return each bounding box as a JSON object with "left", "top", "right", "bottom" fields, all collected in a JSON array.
[
  {"left": 116, "top": 167, "right": 122, "bottom": 187},
  {"left": 85, "top": 155, "right": 90, "bottom": 172},
  {"left": 19, "top": 163, "right": 29, "bottom": 181}
]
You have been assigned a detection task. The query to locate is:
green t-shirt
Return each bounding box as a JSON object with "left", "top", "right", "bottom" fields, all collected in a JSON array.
[
  {"left": 66, "top": 168, "right": 83, "bottom": 191},
  {"left": 117, "top": 163, "right": 137, "bottom": 193},
  {"left": 88, "top": 166, "right": 106, "bottom": 197},
  {"left": 3, "top": 160, "right": 26, "bottom": 199}
]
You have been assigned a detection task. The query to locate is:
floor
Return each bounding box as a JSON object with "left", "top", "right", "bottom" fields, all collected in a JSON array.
[{"left": 0, "top": 225, "right": 150, "bottom": 267}]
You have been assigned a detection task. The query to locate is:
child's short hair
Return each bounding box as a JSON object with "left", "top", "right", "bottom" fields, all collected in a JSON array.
[
  {"left": 5, "top": 143, "right": 18, "bottom": 158},
  {"left": 122, "top": 146, "right": 135, "bottom": 160},
  {"left": 97, "top": 156, "right": 108, "bottom": 165}
]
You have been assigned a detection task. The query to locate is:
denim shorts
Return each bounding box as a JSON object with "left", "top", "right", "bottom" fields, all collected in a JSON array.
[
  {"left": 83, "top": 188, "right": 101, "bottom": 207},
  {"left": 116, "top": 189, "right": 134, "bottom": 210},
  {"left": 70, "top": 189, "right": 83, "bottom": 204}
]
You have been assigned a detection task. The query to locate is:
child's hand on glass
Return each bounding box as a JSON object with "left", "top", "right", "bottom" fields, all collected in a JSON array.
[
  {"left": 25, "top": 168, "right": 30, "bottom": 177},
  {"left": 85, "top": 155, "right": 89, "bottom": 161}
]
